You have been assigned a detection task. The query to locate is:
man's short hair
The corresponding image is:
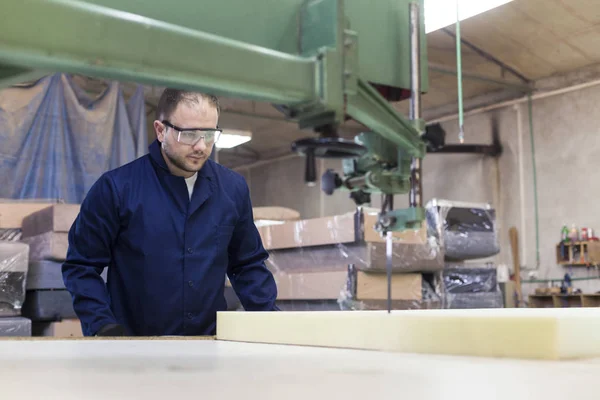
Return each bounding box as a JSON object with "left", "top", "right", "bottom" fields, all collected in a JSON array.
[{"left": 155, "top": 88, "right": 220, "bottom": 121}]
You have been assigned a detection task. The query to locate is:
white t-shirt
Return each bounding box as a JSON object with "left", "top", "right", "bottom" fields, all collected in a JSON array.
[{"left": 185, "top": 173, "right": 198, "bottom": 200}]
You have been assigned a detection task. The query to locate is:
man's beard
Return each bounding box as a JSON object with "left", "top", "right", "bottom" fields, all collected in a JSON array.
[{"left": 163, "top": 142, "right": 205, "bottom": 173}]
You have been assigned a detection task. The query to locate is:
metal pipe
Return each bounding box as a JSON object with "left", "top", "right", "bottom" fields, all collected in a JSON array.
[
  {"left": 428, "top": 77, "right": 600, "bottom": 125},
  {"left": 409, "top": 4, "right": 421, "bottom": 124},
  {"left": 428, "top": 144, "right": 501, "bottom": 155},
  {"left": 429, "top": 62, "right": 531, "bottom": 92},
  {"left": 514, "top": 104, "right": 528, "bottom": 269},
  {"left": 442, "top": 27, "right": 531, "bottom": 84},
  {"left": 408, "top": 2, "right": 423, "bottom": 209}
]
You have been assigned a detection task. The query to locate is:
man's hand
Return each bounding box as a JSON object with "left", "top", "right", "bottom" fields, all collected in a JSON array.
[{"left": 95, "top": 323, "right": 126, "bottom": 336}]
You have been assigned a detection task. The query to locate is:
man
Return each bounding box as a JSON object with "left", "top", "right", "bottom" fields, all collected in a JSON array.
[{"left": 62, "top": 89, "right": 278, "bottom": 337}]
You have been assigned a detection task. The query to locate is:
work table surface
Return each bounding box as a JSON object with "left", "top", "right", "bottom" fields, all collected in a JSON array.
[{"left": 1, "top": 338, "right": 598, "bottom": 399}]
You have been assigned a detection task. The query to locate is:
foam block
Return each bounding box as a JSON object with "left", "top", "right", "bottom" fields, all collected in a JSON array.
[
  {"left": 216, "top": 308, "right": 600, "bottom": 360},
  {"left": 22, "top": 290, "right": 76, "bottom": 322},
  {"left": 26, "top": 260, "right": 108, "bottom": 290}
]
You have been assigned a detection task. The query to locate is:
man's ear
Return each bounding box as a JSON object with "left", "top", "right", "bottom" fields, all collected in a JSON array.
[{"left": 154, "top": 120, "right": 165, "bottom": 142}]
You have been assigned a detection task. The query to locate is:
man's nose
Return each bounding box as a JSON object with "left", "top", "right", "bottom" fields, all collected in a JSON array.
[{"left": 192, "top": 138, "right": 207, "bottom": 152}]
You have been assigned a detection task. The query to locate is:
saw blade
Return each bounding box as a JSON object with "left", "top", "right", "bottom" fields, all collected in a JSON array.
[{"left": 386, "top": 231, "right": 392, "bottom": 313}]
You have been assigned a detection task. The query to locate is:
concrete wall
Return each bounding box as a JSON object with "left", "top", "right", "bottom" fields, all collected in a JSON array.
[{"left": 239, "top": 83, "right": 600, "bottom": 298}]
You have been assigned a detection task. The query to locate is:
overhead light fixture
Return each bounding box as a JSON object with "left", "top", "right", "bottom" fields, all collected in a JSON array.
[
  {"left": 425, "top": 0, "right": 514, "bottom": 33},
  {"left": 215, "top": 129, "right": 252, "bottom": 149}
]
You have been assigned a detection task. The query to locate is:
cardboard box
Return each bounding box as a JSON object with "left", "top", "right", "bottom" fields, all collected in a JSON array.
[
  {"left": 33, "top": 319, "right": 83, "bottom": 337},
  {"left": 252, "top": 206, "right": 300, "bottom": 223},
  {"left": 21, "top": 232, "right": 69, "bottom": 261},
  {"left": 273, "top": 270, "right": 347, "bottom": 300},
  {"left": 263, "top": 210, "right": 443, "bottom": 273},
  {"left": 355, "top": 271, "right": 422, "bottom": 301},
  {"left": 21, "top": 204, "right": 80, "bottom": 238},
  {"left": 0, "top": 200, "right": 61, "bottom": 229},
  {"left": 271, "top": 267, "right": 422, "bottom": 302},
  {"left": 257, "top": 212, "right": 356, "bottom": 250}
]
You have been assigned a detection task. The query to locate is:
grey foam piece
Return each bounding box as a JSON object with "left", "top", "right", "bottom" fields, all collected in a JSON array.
[
  {"left": 0, "top": 317, "right": 31, "bottom": 336},
  {"left": 27, "top": 261, "right": 107, "bottom": 290},
  {"left": 276, "top": 300, "right": 342, "bottom": 311},
  {"left": 444, "top": 291, "right": 504, "bottom": 309},
  {"left": 444, "top": 231, "right": 501, "bottom": 261},
  {"left": 425, "top": 199, "right": 500, "bottom": 261},
  {"left": 26, "top": 260, "right": 64, "bottom": 290},
  {"left": 224, "top": 286, "right": 241, "bottom": 311},
  {"left": 22, "top": 290, "right": 76, "bottom": 322}
]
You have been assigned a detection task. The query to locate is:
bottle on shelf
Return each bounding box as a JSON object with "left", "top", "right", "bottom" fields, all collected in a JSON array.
[
  {"left": 569, "top": 224, "right": 579, "bottom": 242},
  {"left": 561, "top": 225, "right": 569, "bottom": 242}
]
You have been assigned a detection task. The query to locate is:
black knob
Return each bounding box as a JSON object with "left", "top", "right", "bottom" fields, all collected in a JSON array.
[
  {"left": 349, "top": 190, "right": 371, "bottom": 205},
  {"left": 305, "top": 149, "right": 316, "bottom": 186},
  {"left": 321, "top": 169, "right": 341, "bottom": 195}
]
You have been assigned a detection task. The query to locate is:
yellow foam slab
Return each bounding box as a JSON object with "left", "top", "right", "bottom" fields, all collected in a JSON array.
[{"left": 216, "top": 308, "right": 600, "bottom": 360}]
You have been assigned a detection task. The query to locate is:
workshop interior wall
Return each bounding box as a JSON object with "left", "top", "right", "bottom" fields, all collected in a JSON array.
[
  {"left": 513, "top": 84, "right": 600, "bottom": 296},
  {"left": 244, "top": 83, "right": 600, "bottom": 299}
]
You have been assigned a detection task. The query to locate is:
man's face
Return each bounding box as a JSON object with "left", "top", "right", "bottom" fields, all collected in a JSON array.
[{"left": 154, "top": 98, "right": 219, "bottom": 177}]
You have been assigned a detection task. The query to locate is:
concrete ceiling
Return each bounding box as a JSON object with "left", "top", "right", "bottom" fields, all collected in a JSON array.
[
  {"left": 217, "top": 0, "right": 600, "bottom": 168},
  {"left": 119, "top": 0, "right": 600, "bottom": 168}
]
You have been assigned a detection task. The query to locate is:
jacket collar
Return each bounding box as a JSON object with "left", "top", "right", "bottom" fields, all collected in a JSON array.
[{"left": 148, "top": 139, "right": 214, "bottom": 180}]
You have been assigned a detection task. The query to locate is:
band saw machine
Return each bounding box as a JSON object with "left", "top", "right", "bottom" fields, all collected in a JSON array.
[
  {"left": 0, "top": 0, "right": 438, "bottom": 310},
  {"left": 0, "top": 0, "right": 430, "bottom": 224}
]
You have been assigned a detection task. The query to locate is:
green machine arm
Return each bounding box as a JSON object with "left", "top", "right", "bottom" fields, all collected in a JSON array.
[{"left": 0, "top": 0, "right": 428, "bottom": 231}]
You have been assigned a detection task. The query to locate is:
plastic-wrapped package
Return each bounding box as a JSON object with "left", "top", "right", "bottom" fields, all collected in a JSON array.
[
  {"left": 0, "top": 317, "right": 31, "bottom": 337},
  {"left": 442, "top": 265, "right": 497, "bottom": 293},
  {"left": 257, "top": 201, "right": 499, "bottom": 310},
  {"left": 263, "top": 207, "right": 444, "bottom": 275},
  {"left": 426, "top": 199, "right": 500, "bottom": 261},
  {"left": 0, "top": 241, "right": 29, "bottom": 316},
  {"left": 436, "top": 265, "right": 503, "bottom": 309},
  {"left": 444, "top": 291, "right": 504, "bottom": 309},
  {"left": 0, "top": 229, "right": 22, "bottom": 241}
]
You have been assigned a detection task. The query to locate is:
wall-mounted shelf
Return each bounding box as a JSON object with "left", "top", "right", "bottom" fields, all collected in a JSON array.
[
  {"left": 556, "top": 241, "right": 600, "bottom": 266},
  {"left": 529, "top": 294, "right": 600, "bottom": 308}
]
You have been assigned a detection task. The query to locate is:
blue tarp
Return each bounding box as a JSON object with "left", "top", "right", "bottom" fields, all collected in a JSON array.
[{"left": 0, "top": 74, "right": 147, "bottom": 203}]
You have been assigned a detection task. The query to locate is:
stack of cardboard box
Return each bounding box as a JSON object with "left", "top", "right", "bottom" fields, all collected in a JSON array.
[
  {"left": 19, "top": 204, "right": 83, "bottom": 337},
  {"left": 256, "top": 207, "right": 445, "bottom": 310},
  {"left": 0, "top": 200, "right": 63, "bottom": 336}
]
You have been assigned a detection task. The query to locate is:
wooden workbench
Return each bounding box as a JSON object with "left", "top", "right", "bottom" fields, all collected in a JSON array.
[{"left": 0, "top": 338, "right": 598, "bottom": 399}]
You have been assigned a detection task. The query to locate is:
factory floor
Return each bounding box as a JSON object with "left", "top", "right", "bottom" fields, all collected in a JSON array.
[{"left": 1, "top": 338, "right": 598, "bottom": 399}]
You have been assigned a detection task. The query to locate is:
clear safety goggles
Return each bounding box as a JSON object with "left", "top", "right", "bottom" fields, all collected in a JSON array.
[{"left": 162, "top": 120, "right": 222, "bottom": 146}]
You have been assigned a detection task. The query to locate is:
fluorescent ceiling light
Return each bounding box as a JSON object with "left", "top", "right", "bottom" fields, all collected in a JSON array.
[
  {"left": 425, "top": 0, "right": 514, "bottom": 33},
  {"left": 215, "top": 129, "right": 252, "bottom": 149}
]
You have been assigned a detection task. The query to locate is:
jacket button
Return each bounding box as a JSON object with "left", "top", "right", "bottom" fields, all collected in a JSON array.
[
  {"left": 188, "top": 280, "right": 194, "bottom": 287},
  {"left": 187, "top": 248, "right": 193, "bottom": 254},
  {"left": 187, "top": 313, "right": 193, "bottom": 319}
]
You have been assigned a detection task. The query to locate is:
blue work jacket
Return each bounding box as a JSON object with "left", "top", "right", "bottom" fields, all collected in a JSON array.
[{"left": 62, "top": 140, "right": 278, "bottom": 336}]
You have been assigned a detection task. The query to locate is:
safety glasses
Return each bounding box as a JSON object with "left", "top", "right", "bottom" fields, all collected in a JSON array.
[{"left": 162, "top": 120, "right": 222, "bottom": 146}]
